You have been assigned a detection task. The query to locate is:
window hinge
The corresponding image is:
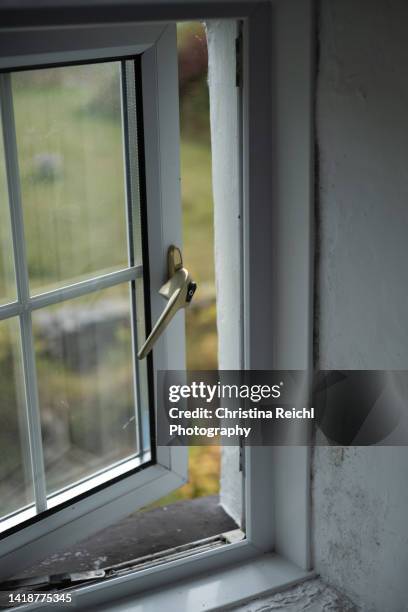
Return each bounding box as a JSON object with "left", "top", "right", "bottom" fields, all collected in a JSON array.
[
  {"left": 239, "top": 437, "right": 245, "bottom": 474},
  {"left": 0, "top": 570, "right": 105, "bottom": 591},
  {"left": 235, "top": 32, "right": 243, "bottom": 88}
]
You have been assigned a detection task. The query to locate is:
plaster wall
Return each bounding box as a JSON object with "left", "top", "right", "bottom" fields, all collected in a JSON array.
[
  {"left": 314, "top": 1, "right": 408, "bottom": 610},
  {"left": 208, "top": 2, "right": 408, "bottom": 608},
  {"left": 206, "top": 19, "right": 242, "bottom": 525}
]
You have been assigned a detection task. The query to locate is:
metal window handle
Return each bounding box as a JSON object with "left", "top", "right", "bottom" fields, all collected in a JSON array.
[{"left": 137, "top": 246, "right": 197, "bottom": 360}]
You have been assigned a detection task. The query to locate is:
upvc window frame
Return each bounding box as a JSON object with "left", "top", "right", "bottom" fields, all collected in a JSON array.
[
  {"left": 0, "top": 21, "right": 188, "bottom": 578},
  {"left": 0, "top": 0, "right": 315, "bottom": 607}
]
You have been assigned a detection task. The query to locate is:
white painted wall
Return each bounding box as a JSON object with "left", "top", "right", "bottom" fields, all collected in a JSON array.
[
  {"left": 314, "top": 1, "right": 408, "bottom": 610},
  {"left": 209, "top": 2, "right": 408, "bottom": 608},
  {"left": 206, "top": 19, "right": 242, "bottom": 525}
]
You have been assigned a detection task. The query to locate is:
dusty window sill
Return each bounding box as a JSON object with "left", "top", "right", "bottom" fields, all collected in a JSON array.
[{"left": 8, "top": 495, "right": 237, "bottom": 580}]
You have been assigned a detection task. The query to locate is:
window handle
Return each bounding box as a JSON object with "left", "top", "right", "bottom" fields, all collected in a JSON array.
[{"left": 137, "top": 246, "right": 197, "bottom": 360}]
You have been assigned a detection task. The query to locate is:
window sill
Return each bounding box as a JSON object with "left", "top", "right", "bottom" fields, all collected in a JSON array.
[
  {"left": 94, "top": 553, "right": 314, "bottom": 611},
  {"left": 10, "top": 496, "right": 236, "bottom": 580},
  {"left": 15, "top": 552, "right": 314, "bottom": 611},
  {"left": 11, "top": 498, "right": 313, "bottom": 611}
]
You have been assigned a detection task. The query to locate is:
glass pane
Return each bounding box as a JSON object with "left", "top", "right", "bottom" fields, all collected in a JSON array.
[
  {"left": 0, "top": 319, "right": 34, "bottom": 518},
  {"left": 33, "top": 284, "right": 139, "bottom": 495},
  {"left": 12, "top": 62, "right": 128, "bottom": 294},
  {"left": 0, "top": 121, "right": 16, "bottom": 305}
]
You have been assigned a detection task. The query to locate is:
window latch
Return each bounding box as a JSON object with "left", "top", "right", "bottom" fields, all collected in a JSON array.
[{"left": 137, "top": 245, "right": 197, "bottom": 360}]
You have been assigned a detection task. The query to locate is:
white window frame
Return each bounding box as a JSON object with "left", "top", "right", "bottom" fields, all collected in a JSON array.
[
  {"left": 0, "top": 22, "right": 188, "bottom": 578},
  {"left": 0, "top": 0, "right": 315, "bottom": 607}
]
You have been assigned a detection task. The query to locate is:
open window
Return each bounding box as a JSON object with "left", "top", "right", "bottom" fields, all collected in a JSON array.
[
  {"left": 0, "top": 23, "right": 188, "bottom": 578},
  {"left": 0, "top": 1, "right": 315, "bottom": 608}
]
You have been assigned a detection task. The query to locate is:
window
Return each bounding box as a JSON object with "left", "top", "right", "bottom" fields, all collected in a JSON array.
[
  {"left": 1, "top": 59, "right": 152, "bottom": 522},
  {"left": 0, "top": 2, "right": 314, "bottom": 608},
  {"left": 0, "top": 23, "right": 188, "bottom": 579}
]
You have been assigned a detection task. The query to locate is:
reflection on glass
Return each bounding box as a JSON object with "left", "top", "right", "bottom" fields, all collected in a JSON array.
[
  {"left": 0, "top": 319, "right": 33, "bottom": 518},
  {"left": 12, "top": 62, "right": 128, "bottom": 294},
  {"left": 0, "top": 123, "right": 16, "bottom": 306},
  {"left": 33, "top": 284, "right": 138, "bottom": 495}
]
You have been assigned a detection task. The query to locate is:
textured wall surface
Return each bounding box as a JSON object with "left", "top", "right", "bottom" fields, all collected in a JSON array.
[
  {"left": 230, "top": 578, "right": 357, "bottom": 612},
  {"left": 314, "top": 1, "right": 408, "bottom": 610}
]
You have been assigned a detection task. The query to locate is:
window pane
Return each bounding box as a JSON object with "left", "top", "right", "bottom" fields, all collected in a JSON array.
[
  {"left": 12, "top": 62, "right": 128, "bottom": 294},
  {"left": 0, "top": 318, "right": 34, "bottom": 518},
  {"left": 0, "top": 121, "right": 16, "bottom": 305},
  {"left": 33, "top": 284, "right": 140, "bottom": 496}
]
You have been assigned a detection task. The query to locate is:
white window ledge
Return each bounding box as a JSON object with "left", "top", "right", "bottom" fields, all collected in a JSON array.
[{"left": 92, "top": 555, "right": 314, "bottom": 612}]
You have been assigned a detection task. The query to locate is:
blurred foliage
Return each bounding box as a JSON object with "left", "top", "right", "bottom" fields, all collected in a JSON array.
[
  {"left": 12, "top": 64, "right": 128, "bottom": 293},
  {"left": 178, "top": 23, "right": 217, "bottom": 370},
  {"left": 186, "top": 302, "right": 218, "bottom": 370},
  {"left": 145, "top": 22, "right": 220, "bottom": 510},
  {"left": 145, "top": 446, "right": 220, "bottom": 509},
  {"left": 179, "top": 24, "right": 220, "bottom": 492},
  {"left": 178, "top": 22, "right": 210, "bottom": 141},
  {"left": 0, "top": 320, "right": 32, "bottom": 515}
]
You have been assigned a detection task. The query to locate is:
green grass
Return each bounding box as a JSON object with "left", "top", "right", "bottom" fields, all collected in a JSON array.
[
  {"left": 181, "top": 138, "right": 215, "bottom": 285},
  {"left": 181, "top": 138, "right": 218, "bottom": 371},
  {"left": 142, "top": 446, "right": 220, "bottom": 510},
  {"left": 12, "top": 67, "right": 128, "bottom": 293}
]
